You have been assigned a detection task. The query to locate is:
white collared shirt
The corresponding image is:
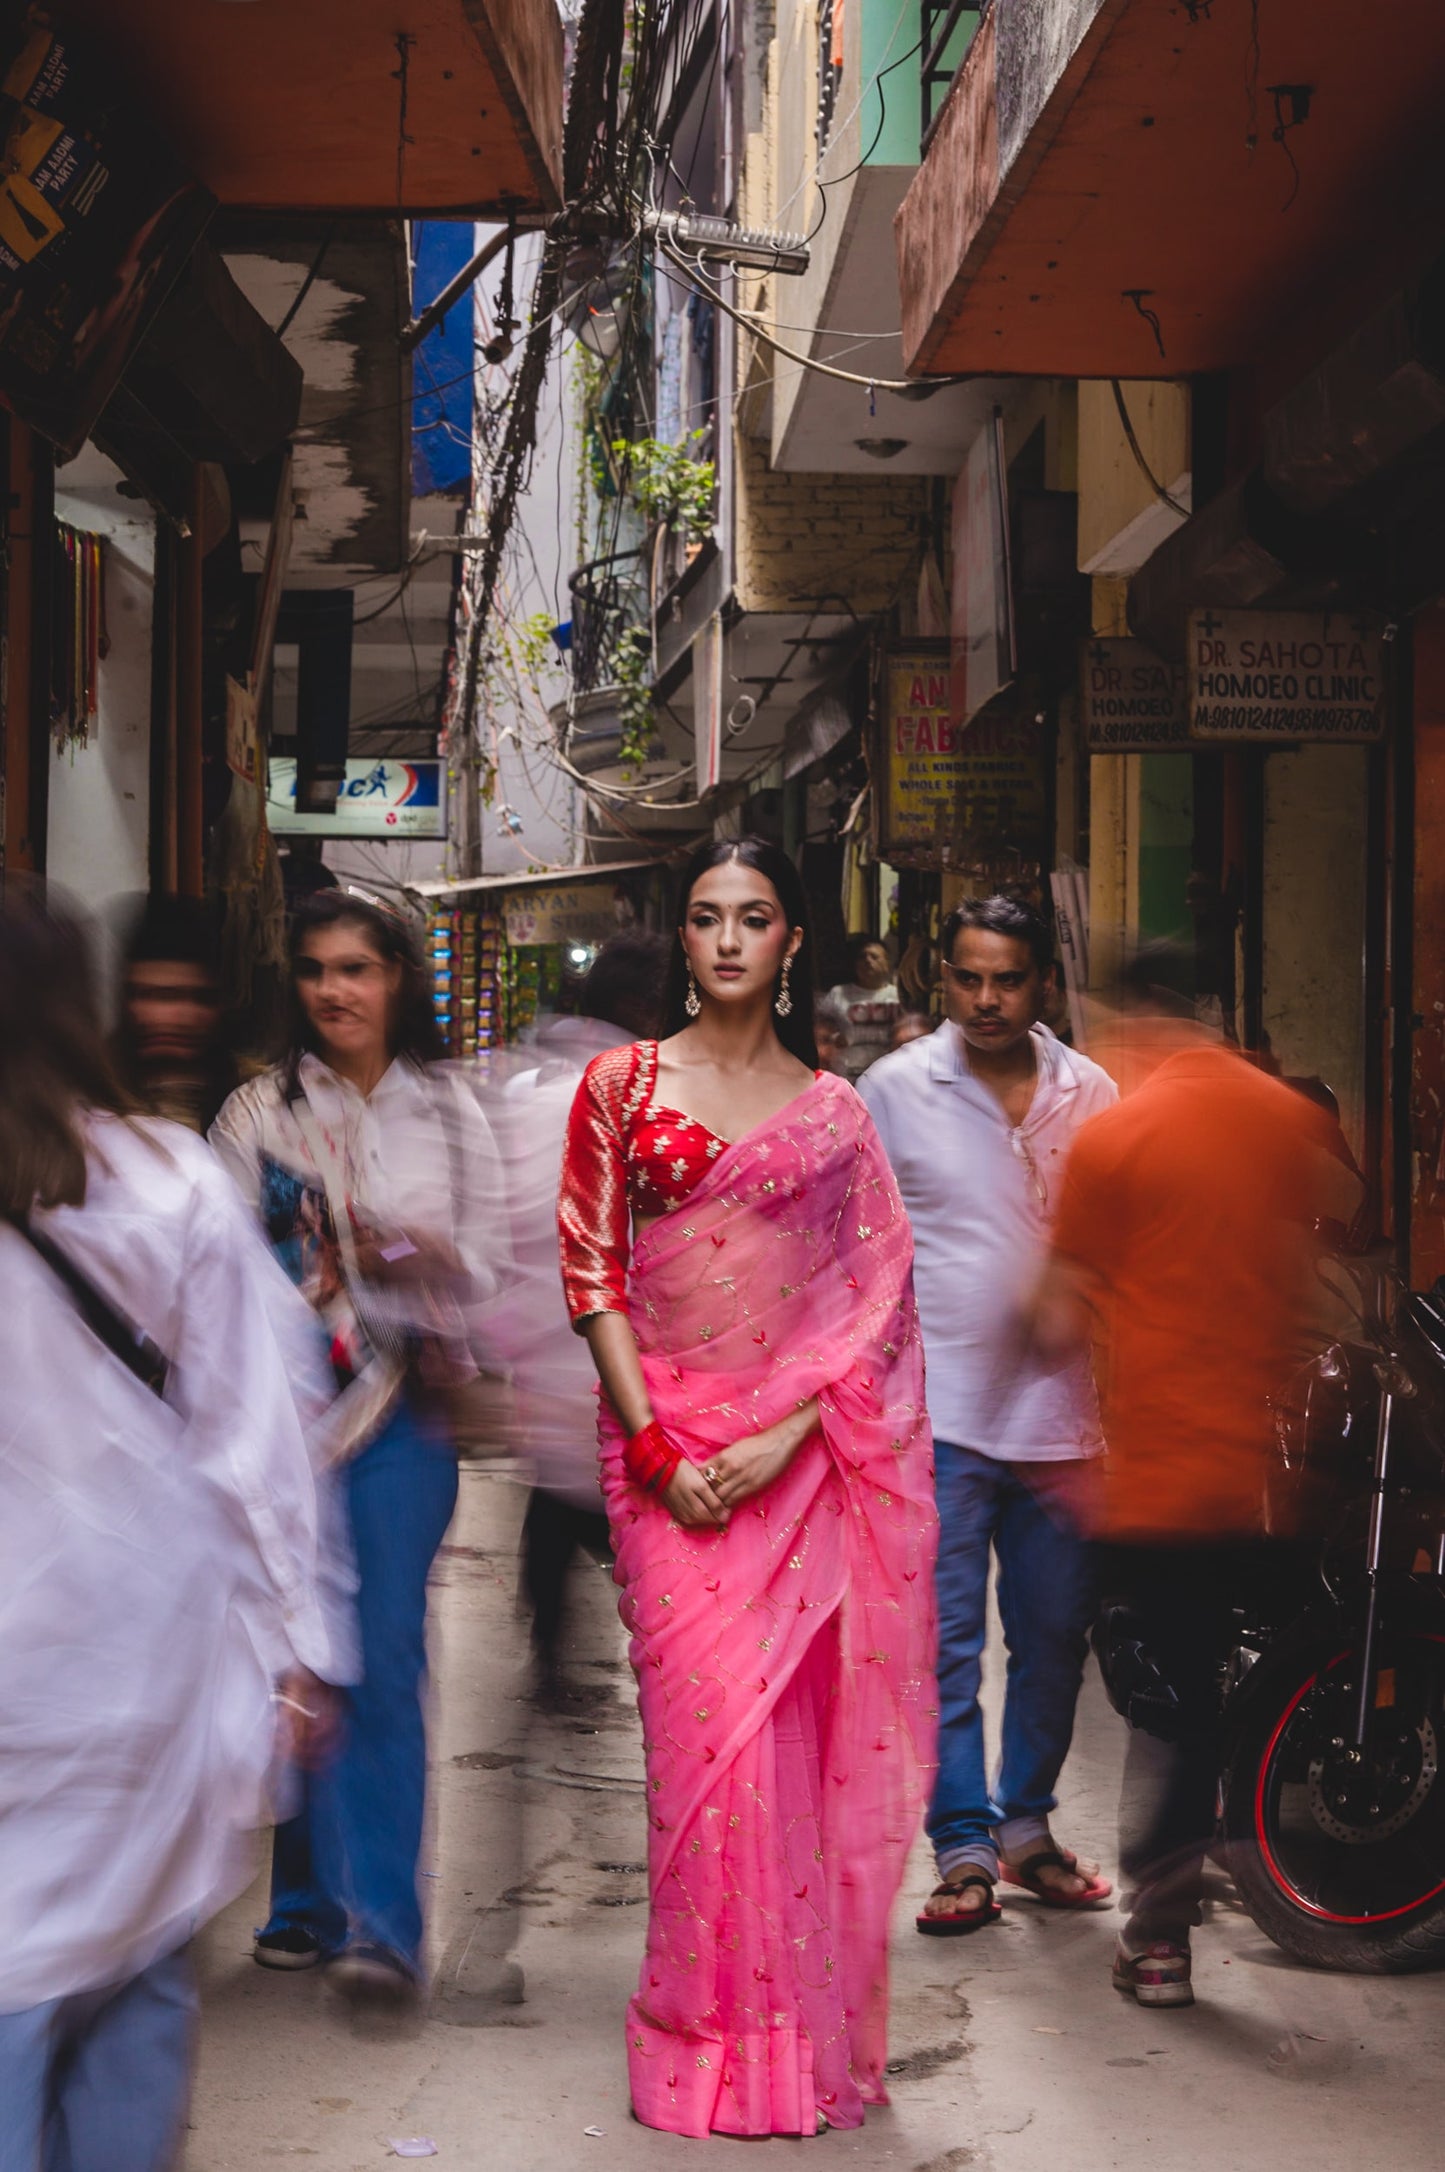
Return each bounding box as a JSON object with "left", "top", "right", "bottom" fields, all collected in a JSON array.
[
  {"left": 0, "top": 1114, "right": 335, "bottom": 2008},
  {"left": 858, "top": 1023, "right": 1117, "bottom": 1458},
  {"left": 211, "top": 1053, "right": 507, "bottom": 1340}
]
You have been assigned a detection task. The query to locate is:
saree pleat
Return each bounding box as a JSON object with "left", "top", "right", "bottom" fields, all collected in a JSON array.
[{"left": 596, "top": 1073, "right": 936, "bottom": 2138}]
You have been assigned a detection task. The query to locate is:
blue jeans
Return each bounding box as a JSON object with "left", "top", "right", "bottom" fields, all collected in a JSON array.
[
  {"left": 927, "top": 1441, "right": 1096, "bottom": 1877},
  {"left": 0, "top": 1950, "right": 197, "bottom": 2172},
  {"left": 265, "top": 1396, "right": 458, "bottom": 1967}
]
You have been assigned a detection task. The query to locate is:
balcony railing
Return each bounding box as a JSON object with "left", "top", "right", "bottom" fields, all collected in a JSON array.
[
  {"left": 921, "top": 0, "right": 984, "bottom": 152},
  {"left": 567, "top": 544, "right": 647, "bottom": 695}
]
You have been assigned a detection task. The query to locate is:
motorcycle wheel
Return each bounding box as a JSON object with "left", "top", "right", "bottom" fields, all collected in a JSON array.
[{"left": 1222, "top": 1624, "right": 1445, "bottom": 1972}]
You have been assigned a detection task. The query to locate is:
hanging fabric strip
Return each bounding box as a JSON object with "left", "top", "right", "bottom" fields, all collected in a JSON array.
[{"left": 50, "top": 520, "right": 107, "bottom": 749}]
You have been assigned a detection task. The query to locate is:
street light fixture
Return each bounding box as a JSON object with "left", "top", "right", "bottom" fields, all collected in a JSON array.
[{"left": 643, "top": 209, "right": 810, "bottom": 278}]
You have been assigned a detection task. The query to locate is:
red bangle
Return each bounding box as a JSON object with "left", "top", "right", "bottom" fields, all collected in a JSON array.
[{"left": 624, "top": 1419, "right": 682, "bottom": 1494}]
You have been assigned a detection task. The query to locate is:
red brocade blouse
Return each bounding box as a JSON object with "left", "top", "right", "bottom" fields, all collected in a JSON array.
[{"left": 558, "top": 1039, "right": 733, "bottom": 1325}]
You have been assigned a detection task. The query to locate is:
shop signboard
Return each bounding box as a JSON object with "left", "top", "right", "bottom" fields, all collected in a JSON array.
[
  {"left": 1187, "top": 609, "right": 1388, "bottom": 742},
  {"left": 1079, "top": 637, "right": 1188, "bottom": 752},
  {"left": 504, "top": 879, "right": 634, "bottom": 948},
  {"left": 0, "top": 24, "right": 214, "bottom": 456},
  {"left": 879, "top": 644, "right": 1047, "bottom": 882},
  {"left": 950, "top": 411, "right": 1015, "bottom": 728},
  {"left": 267, "top": 758, "right": 446, "bottom": 837}
]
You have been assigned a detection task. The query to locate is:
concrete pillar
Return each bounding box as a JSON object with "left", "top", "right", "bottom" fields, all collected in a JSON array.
[{"left": 1261, "top": 743, "right": 1369, "bottom": 1158}]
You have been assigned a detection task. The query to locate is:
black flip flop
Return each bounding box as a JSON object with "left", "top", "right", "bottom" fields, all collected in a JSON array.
[{"left": 915, "top": 1866, "right": 1002, "bottom": 1936}]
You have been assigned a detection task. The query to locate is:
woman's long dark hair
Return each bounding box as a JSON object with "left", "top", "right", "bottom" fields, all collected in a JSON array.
[
  {"left": 0, "top": 882, "right": 134, "bottom": 1212},
  {"left": 282, "top": 889, "right": 442, "bottom": 1098},
  {"left": 663, "top": 836, "right": 820, "bottom": 1068}
]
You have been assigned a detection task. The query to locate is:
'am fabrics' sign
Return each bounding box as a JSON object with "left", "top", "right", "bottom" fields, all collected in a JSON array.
[{"left": 1187, "top": 610, "right": 1388, "bottom": 742}]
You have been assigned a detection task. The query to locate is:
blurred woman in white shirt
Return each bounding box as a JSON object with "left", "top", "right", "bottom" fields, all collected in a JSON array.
[
  {"left": 211, "top": 889, "right": 505, "bottom": 2006},
  {"left": 0, "top": 884, "right": 334, "bottom": 2172}
]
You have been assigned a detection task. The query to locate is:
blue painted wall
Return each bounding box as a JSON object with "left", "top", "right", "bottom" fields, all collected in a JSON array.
[{"left": 411, "top": 221, "right": 476, "bottom": 496}]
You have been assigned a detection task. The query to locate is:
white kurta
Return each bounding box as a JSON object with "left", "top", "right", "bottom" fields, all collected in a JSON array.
[{"left": 0, "top": 1114, "right": 334, "bottom": 2012}]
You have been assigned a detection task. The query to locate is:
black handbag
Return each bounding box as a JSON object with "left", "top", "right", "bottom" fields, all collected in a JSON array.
[{"left": 8, "top": 1213, "right": 170, "bottom": 1398}]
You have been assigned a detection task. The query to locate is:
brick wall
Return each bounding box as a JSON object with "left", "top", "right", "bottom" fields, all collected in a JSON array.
[{"left": 732, "top": 423, "right": 929, "bottom": 615}]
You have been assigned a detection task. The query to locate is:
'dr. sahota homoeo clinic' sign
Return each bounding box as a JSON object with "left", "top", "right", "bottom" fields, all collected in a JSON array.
[
  {"left": 1187, "top": 609, "right": 1388, "bottom": 742},
  {"left": 1080, "top": 638, "right": 1188, "bottom": 752}
]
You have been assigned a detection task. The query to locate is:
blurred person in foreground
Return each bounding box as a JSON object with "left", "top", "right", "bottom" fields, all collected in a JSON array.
[
  {"left": 0, "top": 884, "right": 335, "bottom": 2172},
  {"left": 112, "top": 893, "right": 238, "bottom": 1133},
  {"left": 210, "top": 888, "right": 507, "bottom": 2006},
  {"left": 860, "top": 896, "right": 1117, "bottom": 1936},
  {"left": 825, "top": 932, "right": 900, "bottom": 1079},
  {"left": 1032, "top": 947, "right": 1326, "bottom": 2009},
  {"left": 482, "top": 930, "right": 668, "bottom": 1690}
]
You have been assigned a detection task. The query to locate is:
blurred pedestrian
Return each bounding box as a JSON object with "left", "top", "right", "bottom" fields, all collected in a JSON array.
[
  {"left": 558, "top": 837, "right": 935, "bottom": 2137},
  {"left": 483, "top": 930, "right": 668, "bottom": 1690},
  {"left": 813, "top": 992, "right": 850, "bottom": 1074},
  {"left": 210, "top": 888, "right": 507, "bottom": 2006},
  {"left": 860, "top": 896, "right": 1116, "bottom": 1935},
  {"left": 0, "top": 884, "right": 336, "bottom": 2172},
  {"left": 1033, "top": 949, "right": 1325, "bottom": 2008},
  {"left": 113, "top": 893, "right": 238, "bottom": 1133},
  {"left": 890, "top": 1008, "right": 934, "bottom": 1051},
  {"left": 825, "top": 933, "right": 900, "bottom": 1078}
]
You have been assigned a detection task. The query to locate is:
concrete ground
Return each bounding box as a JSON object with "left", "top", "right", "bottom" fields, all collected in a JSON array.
[{"left": 186, "top": 1465, "right": 1445, "bottom": 2171}]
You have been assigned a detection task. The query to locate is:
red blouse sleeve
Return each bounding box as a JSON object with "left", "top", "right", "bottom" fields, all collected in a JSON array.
[{"left": 558, "top": 1045, "right": 640, "bottom": 1327}]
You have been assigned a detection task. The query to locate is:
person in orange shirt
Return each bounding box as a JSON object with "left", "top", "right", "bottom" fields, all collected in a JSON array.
[{"left": 1034, "top": 950, "right": 1326, "bottom": 2009}]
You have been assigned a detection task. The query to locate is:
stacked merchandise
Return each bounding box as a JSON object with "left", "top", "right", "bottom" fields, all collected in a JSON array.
[
  {"left": 475, "top": 910, "right": 502, "bottom": 1049},
  {"left": 425, "top": 906, "right": 506, "bottom": 1056},
  {"left": 504, "top": 943, "right": 542, "bottom": 1040}
]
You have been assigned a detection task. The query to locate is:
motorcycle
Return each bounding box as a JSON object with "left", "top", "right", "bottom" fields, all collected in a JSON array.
[{"left": 1219, "top": 1229, "right": 1445, "bottom": 1972}]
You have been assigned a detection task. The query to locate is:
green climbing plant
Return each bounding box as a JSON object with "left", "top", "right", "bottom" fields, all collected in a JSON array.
[
  {"left": 610, "top": 430, "right": 715, "bottom": 541},
  {"left": 613, "top": 624, "right": 655, "bottom": 777}
]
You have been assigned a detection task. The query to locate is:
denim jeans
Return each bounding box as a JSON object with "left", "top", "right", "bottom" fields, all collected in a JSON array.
[
  {"left": 927, "top": 1441, "right": 1096, "bottom": 1878},
  {"left": 0, "top": 1950, "right": 197, "bottom": 2172},
  {"left": 265, "top": 1395, "right": 459, "bottom": 1967}
]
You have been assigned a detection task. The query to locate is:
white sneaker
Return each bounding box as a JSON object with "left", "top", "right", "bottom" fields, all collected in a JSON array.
[{"left": 1111, "top": 1940, "right": 1194, "bottom": 2008}]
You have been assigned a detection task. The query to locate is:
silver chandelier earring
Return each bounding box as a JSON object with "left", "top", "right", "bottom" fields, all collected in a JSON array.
[
  {"left": 775, "top": 956, "right": 793, "bottom": 1018},
  {"left": 685, "top": 965, "right": 702, "bottom": 1018}
]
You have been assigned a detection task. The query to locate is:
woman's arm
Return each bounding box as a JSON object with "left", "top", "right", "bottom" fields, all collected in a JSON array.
[
  {"left": 581, "top": 1311, "right": 729, "bottom": 1530},
  {"left": 560, "top": 1055, "right": 726, "bottom": 1530}
]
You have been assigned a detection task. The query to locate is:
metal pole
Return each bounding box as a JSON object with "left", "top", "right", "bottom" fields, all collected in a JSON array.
[
  {"left": 399, "top": 228, "right": 512, "bottom": 355},
  {"left": 1351, "top": 1383, "right": 1394, "bottom": 1750}
]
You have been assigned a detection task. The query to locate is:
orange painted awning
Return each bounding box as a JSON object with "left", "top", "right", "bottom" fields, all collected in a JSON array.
[
  {"left": 897, "top": 0, "right": 1445, "bottom": 381},
  {"left": 60, "top": 0, "right": 562, "bottom": 215}
]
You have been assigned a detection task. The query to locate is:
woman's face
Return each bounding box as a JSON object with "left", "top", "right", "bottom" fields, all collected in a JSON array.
[
  {"left": 293, "top": 918, "right": 401, "bottom": 1068},
  {"left": 681, "top": 859, "right": 802, "bottom": 1015}
]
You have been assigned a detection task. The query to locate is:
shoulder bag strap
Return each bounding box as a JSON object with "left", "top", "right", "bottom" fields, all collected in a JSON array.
[{"left": 7, "top": 1212, "right": 169, "bottom": 1398}]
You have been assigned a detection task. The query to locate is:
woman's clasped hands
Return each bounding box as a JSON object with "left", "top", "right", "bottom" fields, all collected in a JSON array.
[{"left": 662, "top": 1402, "right": 820, "bottom": 1529}]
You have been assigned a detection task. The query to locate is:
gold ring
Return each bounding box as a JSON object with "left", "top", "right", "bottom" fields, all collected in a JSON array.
[{"left": 702, "top": 1464, "right": 719, "bottom": 1485}]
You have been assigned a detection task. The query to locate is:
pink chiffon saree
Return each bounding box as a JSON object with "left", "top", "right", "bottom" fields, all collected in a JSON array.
[{"left": 598, "top": 1070, "right": 937, "bottom": 2138}]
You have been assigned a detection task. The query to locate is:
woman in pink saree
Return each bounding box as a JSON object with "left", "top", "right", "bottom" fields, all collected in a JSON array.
[{"left": 558, "top": 838, "right": 936, "bottom": 2139}]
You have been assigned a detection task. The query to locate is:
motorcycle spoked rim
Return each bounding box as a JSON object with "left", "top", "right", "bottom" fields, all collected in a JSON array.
[{"left": 1253, "top": 1635, "right": 1445, "bottom": 1925}]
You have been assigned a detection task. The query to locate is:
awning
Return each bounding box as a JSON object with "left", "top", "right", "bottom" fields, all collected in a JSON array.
[
  {"left": 58, "top": 0, "right": 563, "bottom": 215},
  {"left": 896, "top": 0, "right": 1445, "bottom": 378},
  {"left": 406, "top": 857, "right": 671, "bottom": 900}
]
